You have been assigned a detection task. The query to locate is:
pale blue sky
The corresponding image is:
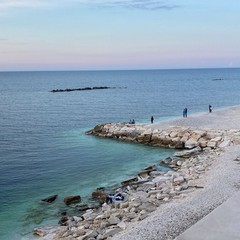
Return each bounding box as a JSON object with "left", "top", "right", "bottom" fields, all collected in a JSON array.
[{"left": 0, "top": 0, "right": 239, "bottom": 71}]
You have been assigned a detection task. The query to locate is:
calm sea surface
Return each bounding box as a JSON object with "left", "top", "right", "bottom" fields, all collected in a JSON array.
[{"left": 0, "top": 68, "right": 240, "bottom": 239}]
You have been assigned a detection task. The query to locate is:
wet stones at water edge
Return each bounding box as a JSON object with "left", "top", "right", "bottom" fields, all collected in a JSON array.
[
  {"left": 33, "top": 149, "right": 220, "bottom": 239},
  {"left": 64, "top": 195, "right": 81, "bottom": 205},
  {"left": 50, "top": 86, "right": 126, "bottom": 93}
]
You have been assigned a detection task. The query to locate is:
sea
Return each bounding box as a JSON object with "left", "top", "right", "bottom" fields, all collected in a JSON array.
[{"left": 0, "top": 68, "right": 240, "bottom": 239}]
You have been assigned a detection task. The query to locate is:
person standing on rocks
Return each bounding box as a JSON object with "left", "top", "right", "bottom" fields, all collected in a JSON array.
[
  {"left": 183, "top": 108, "right": 187, "bottom": 118},
  {"left": 209, "top": 105, "right": 213, "bottom": 113},
  {"left": 151, "top": 116, "right": 154, "bottom": 124}
]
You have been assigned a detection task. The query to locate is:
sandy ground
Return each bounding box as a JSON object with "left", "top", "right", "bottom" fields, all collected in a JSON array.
[{"left": 113, "top": 105, "right": 240, "bottom": 240}]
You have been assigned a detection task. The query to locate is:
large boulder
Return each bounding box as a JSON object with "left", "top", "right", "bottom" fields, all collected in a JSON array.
[
  {"left": 150, "top": 134, "right": 162, "bottom": 145},
  {"left": 185, "top": 138, "right": 199, "bottom": 149},
  {"left": 92, "top": 124, "right": 108, "bottom": 135},
  {"left": 103, "top": 228, "right": 121, "bottom": 238},
  {"left": 161, "top": 137, "right": 172, "bottom": 146},
  {"left": 174, "top": 147, "right": 201, "bottom": 158},
  {"left": 108, "top": 216, "right": 121, "bottom": 225},
  {"left": 136, "top": 134, "right": 152, "bottom": 143}
]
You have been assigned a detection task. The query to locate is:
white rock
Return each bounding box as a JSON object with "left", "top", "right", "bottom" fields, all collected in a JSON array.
[
  {"left": 142, "top": 129, "right": 153, "bottom": 135},
  {"left": 108, "top": 216, "right": 120, "bottom": 225},
  {"left": 152, "top": 176, "right": 171, "bottom": 184},
  {"left": 81, "top": 230, "right": 98, "bottom": 240},
  {"left": 170, "top": 131, "right": 178, "bottom": 138},
  {"left": 219, "top": 140, "right": 231, "bottom": 148},
  {"left": 207, "top": 141, "right": 217, "bottom": 148},
  {"left": 117, "top": 221, "right": 127, "bottom": 230},
  {"left": 102, "top": 203, "right": 111, "bottom": 212},
  {"left": 156, "top": 193, "right": 170, "bottom": 200},
  {"left": 211, "top": 136, "right": 222, "bottom": 142},
  {"left": 73, "top": 216, "right": 82, "bottom": 223},
  {"left": 185, "top": 138, "right": 199, "bottom": 149},
  {"left": 152, "top": 129, "right": 159, "bottom": 134},
  {"left": 82, "top": 210, "right": 96, "bottom": 221},
  {"left": 173, "top": 176, "right": 185, "bottom": 185}
]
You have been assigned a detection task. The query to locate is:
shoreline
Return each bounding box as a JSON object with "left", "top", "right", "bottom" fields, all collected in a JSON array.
[
  {"left": 114, "top": 145, "right": 240, "bottom": 240},
  {"left": 34, "top": 105, "right": 240, "bottom": 240}
]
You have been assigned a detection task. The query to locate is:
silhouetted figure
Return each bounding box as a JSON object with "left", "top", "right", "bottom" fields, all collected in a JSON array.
[
  {"left": 183, "top": 108, "right": 187, "bottom": 118},
  {"left": 132, "top": 119, "right": 135, "bottom": 124},
  {"left": 209, "top": 105, "right": 212, "bottom": 113},
  {"left": 151, "top": 116, "right": 154, "bottom": 124}
]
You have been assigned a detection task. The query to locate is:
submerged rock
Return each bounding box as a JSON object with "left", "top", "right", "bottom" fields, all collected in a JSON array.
[
  {"left": 41, "top": 194, "right": 58, "bottom": 203},
  {"left": 92, "top": 189, "right": 107, "bottom": 204},
  {"left": 33, "top": 226, "right": 67, "bottom": 238},
  {"left": 64, "top": 195, "right": 81, "bottom": 205}
]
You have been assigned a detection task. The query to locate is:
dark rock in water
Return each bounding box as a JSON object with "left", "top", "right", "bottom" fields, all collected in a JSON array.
[
  {"left": 144, "top": 165, "right": 157, "bottom": 172},
  {"left": 61, "top": 211, "right": 67, "bottom": 216},
  {"left": 64, "top": 195, "right": 81, "bottom": 205},
  {"left": 138, "top": 165, "right": 157, "bottom": 178},
  {"left": 41, "top": 194, "right": 58, "bottom": 203},
  {"left": 160, "top": 157, "right": 172, "bottom": 165}
]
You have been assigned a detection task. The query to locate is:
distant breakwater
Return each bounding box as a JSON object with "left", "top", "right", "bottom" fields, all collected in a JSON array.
[{"left": 50, "top": 86, "right": 126, "bottom": 93}]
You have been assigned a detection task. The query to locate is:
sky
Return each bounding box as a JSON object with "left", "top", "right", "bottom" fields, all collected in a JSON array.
[{"left": 0, "top": 0, "right": 240, "bottom": 71}]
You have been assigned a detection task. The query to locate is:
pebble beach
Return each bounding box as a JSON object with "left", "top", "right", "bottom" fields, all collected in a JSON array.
[{"left": 34, "top": 105, "right": 240, "bottom": 240}]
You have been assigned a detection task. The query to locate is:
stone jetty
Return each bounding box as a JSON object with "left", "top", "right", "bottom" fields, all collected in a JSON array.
[
  {"left": 85, "top": 122, "right": 232, "bottom": 150},
  {"left": 33, "top": 119, "right": 240, "bottom": 240}
]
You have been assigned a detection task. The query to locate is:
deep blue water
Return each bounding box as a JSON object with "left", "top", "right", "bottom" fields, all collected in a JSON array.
[{"left": 0, "top": 68, "right": 240, "bottom": 239}]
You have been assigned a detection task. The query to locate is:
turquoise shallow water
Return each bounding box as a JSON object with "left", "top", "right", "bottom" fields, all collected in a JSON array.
[{"left": 0, "top": 68, "right": 240, "bottom": 239}]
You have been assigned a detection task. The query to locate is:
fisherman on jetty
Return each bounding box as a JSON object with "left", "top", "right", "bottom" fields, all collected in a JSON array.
[
  {"left": 183, "top": 108, "right": 188, "bottom": 118},
  {"left": 209, "top": 105, "right": 213, "bottom": 113},
  {"left": 151, "top": 116, "right": 154, "bottom": 124}
]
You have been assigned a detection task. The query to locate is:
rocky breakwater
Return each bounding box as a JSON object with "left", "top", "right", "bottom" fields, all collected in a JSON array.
[
  {"left": 86, "top": 122, "right": 231, "bottom": 150},
  {"left": 50, "top": 86, "right": 126, "bottom": 93},
  {"left": 34, "top": 124, "right": 240, "bottom": 240}
]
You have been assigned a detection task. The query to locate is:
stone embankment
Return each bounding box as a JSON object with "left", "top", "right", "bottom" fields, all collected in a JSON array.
[{"left": 34, "top": 122, "right": 240, "bottom": 240}]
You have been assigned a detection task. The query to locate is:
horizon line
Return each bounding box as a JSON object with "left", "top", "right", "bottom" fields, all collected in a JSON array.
[{"left": 0, "top": 66, "right": 239, "bottom": 73}]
